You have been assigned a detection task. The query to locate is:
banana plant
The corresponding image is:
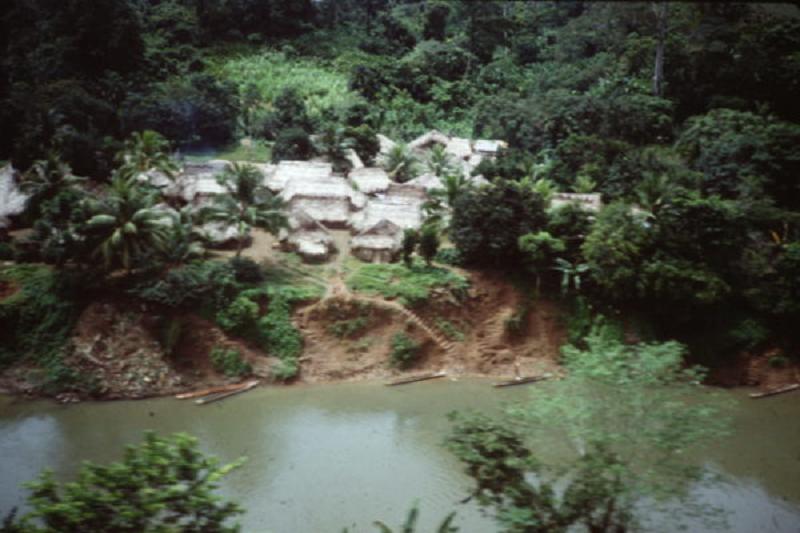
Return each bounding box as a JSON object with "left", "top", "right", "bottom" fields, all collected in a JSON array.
[{"left": 553, "top": 257, "right": 590, "bottom": 296}]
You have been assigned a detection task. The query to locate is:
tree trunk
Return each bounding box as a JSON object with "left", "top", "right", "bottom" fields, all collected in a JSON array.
[{"left": 652, "top": 2, "right": 668, "bottom": 97}]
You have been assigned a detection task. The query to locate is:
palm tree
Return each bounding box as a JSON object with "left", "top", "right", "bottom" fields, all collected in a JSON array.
[
  {"left": 116, "top": 130, "right": 179, "bottom": 181},
  {"left": 422, "top": 172, "right": 473, "bottom": 234},
  {"left": 21, "top": 152, "right": 85, "bottom": 217},
  {"left": 159, "top": 206, "right": 208, "bottom": 268},
  {"left": 314, "top": 125, "right": 354, "bottom": 173},
  {"left": 519, "top": 177, "right": 558, "bottom": 208},
  {"left": 426, "top": 145, "right": 453, "bottom": 177},
  {"left": 84, "top": 177, "right": 171, "bottom": 272},
  {"left": 201, "top": 163, "right": 288, "bottom": 257},
  {"left": 573, "top": 174, "right": 597, "bottom": 194},
  {"left": 384, "top": 143, "right": 421, "bottom": 183},
  {"left": 636, "top": 171, "right": 678, "bottom": 217}
]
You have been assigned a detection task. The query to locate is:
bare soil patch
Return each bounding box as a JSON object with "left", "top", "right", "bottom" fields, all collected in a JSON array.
[
  {"left": 294, "top": 270, "right": 565, "bottom": 383},
  {"left": 0, "top": 278, "right": 19, "bottom": 302},
  {"left": 708, "top": 346, "right": 800, "bottom": 389}
]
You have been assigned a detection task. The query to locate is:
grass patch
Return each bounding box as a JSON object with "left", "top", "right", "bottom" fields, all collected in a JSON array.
[
  {"left": 183, "top": 139, "right": 272, "bottom": 164},
  {"left": 241, "top": 261, "right": 325, "bottom": 302},
  {"left": 347, "top": 336, "right": 375, "bottom": 355},
  {"left": 324, "top": 299, "right": 373, "bottom": 339},
  {"left": 0, "top": 265, "right": 92, "bottom": 392},
  {"left": 437, "top": 320, "right": 466, "bottom": 341},
  {"left": 347, "top": 261, "right": 468, "bottom": 307}
]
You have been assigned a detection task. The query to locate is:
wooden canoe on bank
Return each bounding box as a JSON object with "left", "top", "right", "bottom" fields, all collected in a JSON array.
[
  {"left": 749, "top": 383, "right": 799, "bottom": 399},
  {"left": 175, "top": 381, "right": 254, "bottom": 400},
  {"left": 194, "top": 379, "right": 260, "bottom": 405},
  {"left": 493, "top": 376, "right": 549, "bottom": 388},
  {"left": 385, "top": 372, "right": 447, "bottom": 386}
]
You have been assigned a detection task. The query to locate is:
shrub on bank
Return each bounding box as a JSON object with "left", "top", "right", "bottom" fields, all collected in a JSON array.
[
  {"left": 391, "top": 333, "right": 420, "bottom": 369},
  {"left": 210, "top": 347, "right": 252, "bottom": 378}
]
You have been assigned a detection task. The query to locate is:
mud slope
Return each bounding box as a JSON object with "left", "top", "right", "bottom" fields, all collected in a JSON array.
[{"left": 295, "top": 270, "right": 566, "bottom": 383}]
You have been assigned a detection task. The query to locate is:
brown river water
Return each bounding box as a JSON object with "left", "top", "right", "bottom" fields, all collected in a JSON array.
[{"left": 1, "top": 381, "right": 798, "bottom": 532}]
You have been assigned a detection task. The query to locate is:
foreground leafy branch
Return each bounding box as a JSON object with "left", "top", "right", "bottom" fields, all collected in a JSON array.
[
  {"left": 446, "top": 326, "right": 732, "bottom": 533},
  {"left": 4, "top": 432, "right": 246, "bottom": 533}
]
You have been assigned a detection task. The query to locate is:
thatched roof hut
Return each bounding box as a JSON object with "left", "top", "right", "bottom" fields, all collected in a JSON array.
[
  {"left": 169, "top": 161, "right": 232, "bottom": 203},
  {"left": 282, "top": 174, "right": 366, "bottom": 228},
  {"left": 199, "top": 221, "right": 244, "bottom": 248},
  {"left": 350, "top": 168, "right": 391, "bottom": 195},
  {"left": 385, "top": 183, "right": 427, "bottom": 203},
  {"left": 264, "top": 161, "right": 333, "bottom": 193},
  {"left": 346, "top": 149, "right": 364, "bottom": 170},
  {"left": 406, "top": 173, "right": 444, "bottom": 192},
  {"left": 351, "top": 219, "right": 403, "bottom": 263},
  {"left": 550, "top": 193, "right": 602, "bottom": 212},
  {"left": 283, "top": 209, "right": 336, "bottom": 262},
  {"left": 469, "top": 174, "right": 491, "bottom": 188},
  {"left": 0, "top": 166, "right": 30, "bottom": 229},
  {"left": 377, "top": 134, "right": 397, "bottom": 157},
  {"left": 351, "top": 200, "right": 423, "bottom": 234},
  {"left": 409, "top": 130, "right": 451, "bottom": 152},
  {"left": 474, "top": 139, "right": 507, "bottom": 157},
  {"left": 444, "top": 137, "right": 473, "bottom": 161}
]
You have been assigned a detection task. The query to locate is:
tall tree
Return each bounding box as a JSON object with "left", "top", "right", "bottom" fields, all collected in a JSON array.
[
  {"left": 418, "top": 224, "right": 441, "bottom": 266},
  {"left": 422, "top": 172, "right": 474, "bottom": 235},
  {"left": 451, "top": 180, "right": 547, "bottom": 267},
  {"left": 651, "top": 2, "right": 668, "bottom": 97}
]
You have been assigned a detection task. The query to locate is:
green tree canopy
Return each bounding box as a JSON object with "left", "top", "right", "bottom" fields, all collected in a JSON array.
[
  {"left": 451, "top": 180, "right": 547, "bottom": 267},
  {"left": 446, "top": 328, "right": 731, "bottom": 533},
  {"left": 5, "top": 432, "right": 245, "bottom": 533}
]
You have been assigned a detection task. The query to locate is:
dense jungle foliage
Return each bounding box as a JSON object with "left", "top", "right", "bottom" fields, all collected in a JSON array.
[{"left": 1, "top": 1, "right": 799, "bottom": 366}]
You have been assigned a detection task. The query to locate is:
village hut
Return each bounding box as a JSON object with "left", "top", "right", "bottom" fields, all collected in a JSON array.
[
  {"left": 444, "top": 137, "right": 473, "bottom": 161},
  {"left": 172, "top": 161, "right": 232, "bottom": 204},
  {"left": 474, "top": 139, "right": 508, "bottom": 157},
  {"left": 282, "top": 175, "right": 366, "bottom": 228},
  {"left": 386, "top": 183, "right": 427, "bottom": 203},
  {"left": 349, "top": 168, "right": 391, "bottom": 195},
  {"left": 351, "top": 219, "right": 403, "bottom": 263},
  {"left": 263, "top": 160, "right": 333, "bottom": 193},
  {"left": 468, "top": 174, "right": 491, "bottom": 188},
  {"left": 0, "top": 166, "right": 30, "bottom": 230},
  {"left": 377, "top": 134, "right": 397, "bottom": 157},
  {"left": 550, "top": 193, "right": 603, "bottom": 212},
  {"left": 351, "top": 183, "right": 425, "bottom": 233},
  {"left": 408, "top": 130, "right": 451, "bottom": 152},
  {"left": 283, "top": 209, "right": 336, "bottom": 263},
  {"left": 199, "top": 221, "right": 244, "bottom": 249},
  {"left": 345, "top": 149, "right": 365, "bottom": 170},
  {"left": 406, "top": 173, "right": 444, "bottom": 192},
  {"left": 351, "top": 201, "right": 423, "bottom": 234}
]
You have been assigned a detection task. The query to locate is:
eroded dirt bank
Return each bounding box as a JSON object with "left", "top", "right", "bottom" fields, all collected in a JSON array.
[{"left": 1, "top": 269, "right": 797, "bottom": 402}]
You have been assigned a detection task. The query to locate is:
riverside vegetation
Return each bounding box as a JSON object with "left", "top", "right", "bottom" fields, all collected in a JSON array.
[{"left": 1, "top": 1, "right": 798, "bottom": 532}]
